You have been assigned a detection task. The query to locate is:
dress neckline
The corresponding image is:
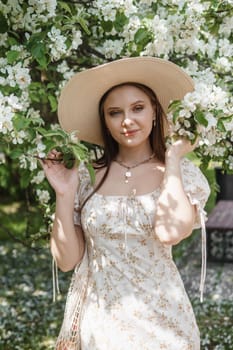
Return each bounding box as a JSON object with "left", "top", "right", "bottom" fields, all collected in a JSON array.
[{"left": 94, "top": 186, "right": 161, "bottom": 199}]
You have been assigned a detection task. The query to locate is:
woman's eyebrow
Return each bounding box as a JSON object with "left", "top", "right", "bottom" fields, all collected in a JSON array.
[
  {"left": 131, "top": 100, "right": 145, "bottom": 105},
  {"left": 106, "top": 106, "right": 121, "bottom": 111},
  {"left": 106, "top": 100, "right": 145, "bottom": 110}
]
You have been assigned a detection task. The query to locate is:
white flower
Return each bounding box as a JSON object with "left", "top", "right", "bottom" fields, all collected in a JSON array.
[
  {"left": 4, "top": 63, "right": 31, "bottom": 90},
  {"left": 29, "top": 158, "right": 38, "bottom": 171},
  {"left": 19, "top": 155, "right": 28, "bottom": 169},
  {"left": 205, "top": 36, "right": 217, "bottom": 58},
  {"left": 26, "top": 108, "right": 44, "bottom": 126},
  {"left": 71, "top": 30, "right": 83, "bottom": 50},
  {"left": 227, "top": 156, "right": 233, "bottom": 170},
  {"left": 36, "top": 142, "right": 46, "bottom": 158},
  {"left": 0, "top": 152, "right": 6, "bottom": 164},
  {"left": 219, "top": 16, "right": 233, "bottom": 38},
  {"left": 142, "top": 15, "right": 173, "bottom": 58},
  {"left": 92, "top": 1, "right": 117, "bottom": 22},
  {"left": 69, "top": 131, "right": 79, "bottom": 144},
  {"left": 182, "top": 91, "right": 200, "bottom": 111},
  {"left": 123, "top": 0, "right": 137, "bottom": 17},
  {"left": 199, "top": 138, "right": 210, "bottom": 147},
  {"left": 0, "top": 33, "right": 8, "bottom": 47},
  {"left": 184, "top": 120, "right": 191, "bottom": 128},
  {"left": 102, "top": 39, "right": 123, "bottom": 59},
  {"left": 205, "top": 112, "right": 217, "bottom": 130},
  {"left": 224, "top": 119, "right": 233, "bottom": 132},
  {"left": 56, "top": 61, "right": 75, "bottom": 81},
  {"left": 11, "top": 130, "right": 27, "bottom": 144},
  {"left": 36, "top": 189, "right": 50, "bottom": 205},
  {"left": 48, "top": 26, "right": 67, "bottom": 61},
  {"left": 179, "top": 109, "right": 192, "bottom": 118},
  {"left": 122, "top": 16, "right": 141, "bottom": 43},
  {"left": 31, "top": 170, "right": 45, "bottom": 184},
  {"left": 218, "top": 38, "right": 233, "bottom": 57},
  {"left": 215, "top": 57, "right": 232, "bottom": 73},
  {"left": 57, "top": 61, "right": 69, "bottom": 74},
  {"left": 0, "top": 94, "right": 14, "bottom": 134},
  {"left": 7, "top": 94, "right": 23, "bottom": 110}
]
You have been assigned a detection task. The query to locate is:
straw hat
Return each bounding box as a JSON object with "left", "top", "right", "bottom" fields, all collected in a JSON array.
[{"left": 58, "top": 56, "right": 194, "bottom": 146}]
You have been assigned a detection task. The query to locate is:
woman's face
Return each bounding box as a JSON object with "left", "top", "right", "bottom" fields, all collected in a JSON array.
[{"left": 103, "top": 85, "right": 155, "bottom": 149}]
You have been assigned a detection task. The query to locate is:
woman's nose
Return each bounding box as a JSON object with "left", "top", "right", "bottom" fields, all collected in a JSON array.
[{"left": 121, "top": 116, "right": 132, "bottom": 127}]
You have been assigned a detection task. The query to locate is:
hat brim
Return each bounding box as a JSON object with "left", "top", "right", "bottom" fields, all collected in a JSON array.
[{"left": 58, "top": 57, "right": 194, "bottom": 146}]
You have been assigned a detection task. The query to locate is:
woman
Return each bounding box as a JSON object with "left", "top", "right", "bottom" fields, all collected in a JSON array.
[{"left": 41, "top": 57, "right": 210, "bottom": 350}]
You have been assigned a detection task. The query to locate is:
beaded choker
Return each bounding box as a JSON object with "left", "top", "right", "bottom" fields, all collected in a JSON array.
[{"left": 115, "top": 153, "right": 155, "bottom": 183}]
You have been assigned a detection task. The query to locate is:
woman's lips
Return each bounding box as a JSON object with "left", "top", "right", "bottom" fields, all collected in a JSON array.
[{"left": 122, "top": 129, "right": 139, "bottom": 136}]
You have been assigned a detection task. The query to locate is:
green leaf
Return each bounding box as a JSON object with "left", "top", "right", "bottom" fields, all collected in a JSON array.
[
  {"left": 47, "top": 82, "right": 56, "bottom": 89},
  {"left": 31, "top": 42, "right": 48, "bottom": 69},
  {"left": 101, "top": 20, "right": 113, "bottom": 32},
  {"left": 194, "top": 110, "right": 208, "bottom": 127},
  {"left": 59, "top": 1, "right": 72, "bottom": 14},
  {"left": 219, "top": 115, "right": 233, "bottom": 123},
  {"left": 71, "top": 144, "right": 88, "bottom": 162},
  {"left": 134, "top": 28, "right": 151, "bottom": 46},
  {"left": 20, "top": 170, "right": 31, "bottom": 188},
  {"left": 77, "top": 17, "right": 91, "bottom": 35},
  {"left": 211, "top": 0, "right": 221, "bottom": 11},
  {"left": 114, "top": 11, "right": 128, "bottom": 32},
  {"left": 86, "top": 162, "right": 95, "bottom": 185},
  {"left": 27, "top": 34, "right": 48, "bottom": 68},
  {"left": 0, "top": 12, "right": 8, "bottom": 33},
  {"left": 37, "top": 128, "right": 67, "bottom": 139},
  {"left": 217, "top": 119, "right": 226, "bottom": 132},
  {"left": 10, "top": 148, "right": 24, "bottom": 159},
  {"left": 172, "top": 109, "right": 181, "bottom": 124},
  {"left": 48, "top": 95, "right": 58, "bottom": 112},
  {"left": 63, "top": 152, "right": 75, "bottom": 169},
  {"left": 8, "top": 36, "right": 18, "bottom": 46},
  {"left": 6, "top": 50, "right": 20, "bottom": 64},
  {"left": 168, "top": 100, "right": 182, "bottom": 112},
  {"left": 13, "top": 115, "right": 31, "bottom": 131}
]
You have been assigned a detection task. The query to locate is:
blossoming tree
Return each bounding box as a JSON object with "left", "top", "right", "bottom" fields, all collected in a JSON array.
[{"left": 0, "top": 0, "right": 232, "bottom": 242}]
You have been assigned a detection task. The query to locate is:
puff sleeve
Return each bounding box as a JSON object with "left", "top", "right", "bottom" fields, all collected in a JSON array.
[
  {"left": 73, "top": 162, "right": 93, "bottom": 226},
  {"left": 181, "top": 158, "right": 210, "bottom": 228},
  {"left": 181, "top": 158, "right": 211, "bottom": 301}
]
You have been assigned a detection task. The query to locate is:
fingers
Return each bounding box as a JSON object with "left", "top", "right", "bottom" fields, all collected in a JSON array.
[
  {"left": 166, "top": 137, "right": 197, "bottom": 159},
  {"left": 48, "top": 149, "right": 63, "bottom": 163},
  {"left": 36, "top": 149, "right": 64, "bottom": 170}
]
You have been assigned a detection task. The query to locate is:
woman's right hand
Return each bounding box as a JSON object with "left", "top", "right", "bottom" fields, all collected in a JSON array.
[{"left": 39, "top": 149, "right": 79, "bottom": 196}]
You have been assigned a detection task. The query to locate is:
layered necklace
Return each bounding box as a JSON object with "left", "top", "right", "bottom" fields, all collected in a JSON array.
[{"left": 114, "top": 153, "right": 155, "bottom": 184}]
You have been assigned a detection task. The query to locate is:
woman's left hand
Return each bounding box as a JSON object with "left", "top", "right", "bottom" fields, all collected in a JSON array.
[{"left": 166, "top": 137, "right": 198, "bottom": 159}]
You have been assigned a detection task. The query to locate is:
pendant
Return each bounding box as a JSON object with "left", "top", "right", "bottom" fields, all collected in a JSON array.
[{"left": 125, "top": 170, "right": 132, "bottom": 183}]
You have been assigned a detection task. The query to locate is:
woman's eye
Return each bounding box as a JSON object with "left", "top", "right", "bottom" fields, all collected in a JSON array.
[
  {"left": 134, "top": 105, "right": 144, "bottom": 112},
  {"left": 109, "top": 110, "right": 121, "bottom": 116}
]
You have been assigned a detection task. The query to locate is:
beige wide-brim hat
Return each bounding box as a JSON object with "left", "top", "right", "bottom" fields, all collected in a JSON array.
[{"left": 58, "top": 56, "right": 194, "bottom": 146}]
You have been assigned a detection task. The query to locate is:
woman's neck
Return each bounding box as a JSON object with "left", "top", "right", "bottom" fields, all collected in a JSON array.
[{"left": 116, "top": 145, "right": 154, "bottom": 166}]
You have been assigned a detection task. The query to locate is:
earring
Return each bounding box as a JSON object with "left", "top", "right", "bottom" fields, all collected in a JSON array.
[{"left": 153, "top": 119, "right": 156, "bottom": 127}]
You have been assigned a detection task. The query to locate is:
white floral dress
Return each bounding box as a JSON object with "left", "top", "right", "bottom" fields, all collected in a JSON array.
[{"left": 56, "top": 158, "right": 210, "bottom": 350}]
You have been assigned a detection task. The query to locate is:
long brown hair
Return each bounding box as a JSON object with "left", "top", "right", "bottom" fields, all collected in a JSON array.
[{"left": 80, "top": 82, "right": 168, "bottom": 209}]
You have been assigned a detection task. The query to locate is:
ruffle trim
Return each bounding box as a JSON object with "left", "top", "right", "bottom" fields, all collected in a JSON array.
[{"left": 187, "top": 194, "right": 207, "bottom": 303}]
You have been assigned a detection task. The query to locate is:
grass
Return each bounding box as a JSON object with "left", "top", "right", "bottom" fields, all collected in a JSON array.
[{"left": 0, "top": 242, "right": 69, "bottom": 349}]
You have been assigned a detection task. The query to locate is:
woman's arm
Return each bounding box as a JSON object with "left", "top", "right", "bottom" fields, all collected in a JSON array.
[
  {"left": 40, "top": 150, "right": 85, "bottom": 271},
  {"left": 50, "top": 193, "right": 85, "bottom": 272},
  {"left": 154, "top": 139, "right": 196, "bottom": 245}
]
